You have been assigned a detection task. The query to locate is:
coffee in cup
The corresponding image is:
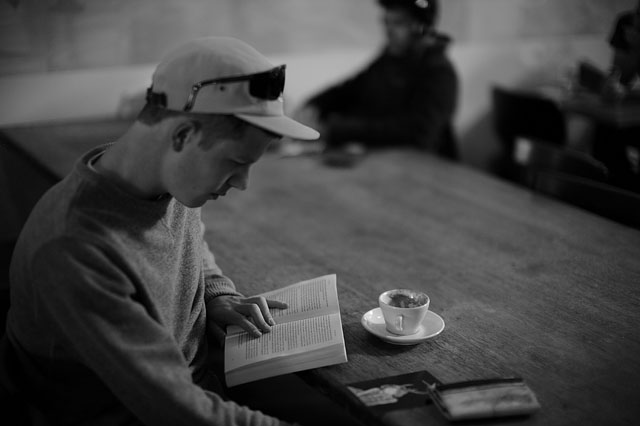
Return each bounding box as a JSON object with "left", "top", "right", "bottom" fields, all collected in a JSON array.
[{"left": 379, "top": 289, "right": 430, "bottom": 335}]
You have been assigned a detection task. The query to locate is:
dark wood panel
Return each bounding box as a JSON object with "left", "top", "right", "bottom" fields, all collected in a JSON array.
[{"left": 1, "top": 118, "right": 132, "bottom": 178}]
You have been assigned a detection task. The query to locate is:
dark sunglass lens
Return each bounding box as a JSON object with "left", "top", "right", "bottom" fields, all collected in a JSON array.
[{"left": 249, "top": 66, "right": 285, "bottom": 100}]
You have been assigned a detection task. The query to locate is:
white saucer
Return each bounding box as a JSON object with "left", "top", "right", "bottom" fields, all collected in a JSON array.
[{"left": 361, "top": 308, "right": 445, "bottom": 345}]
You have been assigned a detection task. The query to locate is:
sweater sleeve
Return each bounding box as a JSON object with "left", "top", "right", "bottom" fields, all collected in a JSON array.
[
  {"left": 326, "top": 61, "right": 459, "bottom": 151},
  {"left": 31, "top": 238, "right": 293, "bottom": 426},
  {"left": 199, "top": 220, "right": 244, "bottom": 303}
]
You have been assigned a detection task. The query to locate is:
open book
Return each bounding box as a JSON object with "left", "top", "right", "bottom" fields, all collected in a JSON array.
[{"left": 224, "top": 274, "right": 348, "bottom": 387}]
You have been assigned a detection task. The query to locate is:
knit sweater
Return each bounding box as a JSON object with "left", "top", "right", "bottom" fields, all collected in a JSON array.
[{"left": 5, "top": 145, "right": 292, "bottom": 426}]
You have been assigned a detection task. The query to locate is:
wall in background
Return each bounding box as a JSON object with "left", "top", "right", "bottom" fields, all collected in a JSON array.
[
  {"left": 0, "top": 0, "right": 382, "bottom": 75},
  {"left": 0, "top": 0, "right": 633, "bottom": 75},
  {"left": 0, "top": 0, "right": 636, "bottom": 168}
]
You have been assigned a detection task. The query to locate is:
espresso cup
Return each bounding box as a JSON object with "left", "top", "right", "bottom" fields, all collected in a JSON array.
[{"left": 379, "top": 289, "right": 430, "bottom": 335}]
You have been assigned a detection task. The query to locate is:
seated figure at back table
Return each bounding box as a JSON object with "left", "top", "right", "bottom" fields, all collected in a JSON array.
[
  {"left": 605, "top": 0, "right": 640, "bottom": 95},
  {"left": 0, "top": 36, "right": 323, "bottom": 426},
  {"left": 292, "top": 0, "right": 459, "bottom": 164},
  {"left": 591, "top": 1, "right": 640, "bottom": 192}
]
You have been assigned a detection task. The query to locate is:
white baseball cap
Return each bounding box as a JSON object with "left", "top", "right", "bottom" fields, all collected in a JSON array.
[{"left": 147, "top": 36, "right": 319, "bottom": 140}]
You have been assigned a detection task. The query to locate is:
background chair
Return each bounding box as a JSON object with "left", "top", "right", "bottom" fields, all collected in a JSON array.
[
  {"left": 513, "top": 137, "right": 608, "bottom": 188},
  {"left": 491, "top": 85, "right": 568, "bottom": 181},
  {"left": 531, "top": 171, "right": 640, "bottom": 229},
  {"left": 575, "top": 60, "right": 607, "bottom": 93},
  {"left": 512, "top": 138, "right": 638, "bottom": 227}
]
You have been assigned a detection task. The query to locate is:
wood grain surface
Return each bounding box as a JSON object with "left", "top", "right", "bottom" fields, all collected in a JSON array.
[{"left": 201, "top": 150, "right": 640, "bottom": 426}]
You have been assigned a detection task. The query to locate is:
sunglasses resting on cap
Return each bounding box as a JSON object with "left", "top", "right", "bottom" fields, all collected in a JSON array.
[{"left": 145, "top": 36, "right": 319, "bottom": 140}]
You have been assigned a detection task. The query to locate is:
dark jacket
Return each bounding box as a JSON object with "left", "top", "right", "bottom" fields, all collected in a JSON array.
[
  {"left": 307, "top": 33, "right": 459, "bottom": 159},
  {"left": 608, "top": 11, "right": 640, "bottom": 84}
]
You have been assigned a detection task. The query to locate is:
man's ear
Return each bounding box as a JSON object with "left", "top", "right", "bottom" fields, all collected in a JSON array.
[{"left": 171, "top": 120, "right": 201, "bottom": 152}]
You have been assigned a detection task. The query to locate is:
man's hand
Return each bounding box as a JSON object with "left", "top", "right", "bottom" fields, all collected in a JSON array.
[{"left": 206, "top": 295, "right": 288, "bottom": 344}]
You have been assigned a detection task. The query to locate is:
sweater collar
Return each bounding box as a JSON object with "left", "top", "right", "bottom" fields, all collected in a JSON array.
[{"left": 74, "top": 144, "right": 176, "bottom": 222}]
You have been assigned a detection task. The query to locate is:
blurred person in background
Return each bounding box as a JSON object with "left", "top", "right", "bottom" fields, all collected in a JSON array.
[
  {"left": 605, "top": 0, "right": 640, "bottom": 95},
  {"left": 595, "top": 1, "right": 640, "bottom": 192},
  {"left": 292, "top": 0, "right": 458, "bottom": 166}
]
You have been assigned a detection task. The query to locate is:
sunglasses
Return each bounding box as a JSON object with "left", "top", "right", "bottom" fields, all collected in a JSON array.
[{"left": 183, "top": 64, "right": 286, "bottom": 112}]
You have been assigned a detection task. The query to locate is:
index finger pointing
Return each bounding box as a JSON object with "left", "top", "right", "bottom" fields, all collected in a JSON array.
[{"left": 266, "top": 299, "right": 288, "bottom": 310}]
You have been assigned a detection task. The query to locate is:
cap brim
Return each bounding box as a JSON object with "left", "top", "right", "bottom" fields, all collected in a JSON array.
[{"left": 235, "top": 113, "right": 320, "bottom": 141}]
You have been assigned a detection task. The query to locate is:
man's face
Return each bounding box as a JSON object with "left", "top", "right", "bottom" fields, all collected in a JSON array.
[
  {"left": 166, "top": 121, "right": 279, "bottom": 208},
  {"left": 382, "top": 8, "right": 421, "bottom": 55}
]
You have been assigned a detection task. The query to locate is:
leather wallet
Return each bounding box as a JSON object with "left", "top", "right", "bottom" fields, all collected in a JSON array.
[{"left": 427, "top": 377, "right": 540, "bottom": 421}]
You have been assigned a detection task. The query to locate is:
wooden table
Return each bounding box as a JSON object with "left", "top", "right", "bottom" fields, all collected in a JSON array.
[
  {"left": 201, "top": 150, "right": 640, "bottom": 426},
  {"left": 3, "top": 121, "right": 640, "bottom": 425}
]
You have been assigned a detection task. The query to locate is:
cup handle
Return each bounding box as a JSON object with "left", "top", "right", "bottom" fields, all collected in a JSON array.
[{"left": 395, "top": 315, "right": 404, "bottom": 332}]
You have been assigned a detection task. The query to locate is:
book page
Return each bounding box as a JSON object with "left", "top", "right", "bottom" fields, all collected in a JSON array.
[
  {"left": 227, "top": 274, "right": 339, "bottom": 335},
  {"left": 262, "top": 274, "right": 338, "bottom": 320},
  {"left": 225, "top": 313, "right": 345, "bottom": 371}
]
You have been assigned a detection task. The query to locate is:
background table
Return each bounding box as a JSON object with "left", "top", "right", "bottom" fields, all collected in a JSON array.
[
  {"left": 507, "top": 84, "right": 640, "bottom": 197},
  {"left": 533, "top": 85, "right": 640, "bottom": 129},
  {"left": 201, "top": 150, "right": 640, "bottom": 426},
  {"left": 561, "top": 92, "right": 640, "bottom": 128},
  {"left": 560, "top": 91, "right": 640, "bottom": 192}
]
